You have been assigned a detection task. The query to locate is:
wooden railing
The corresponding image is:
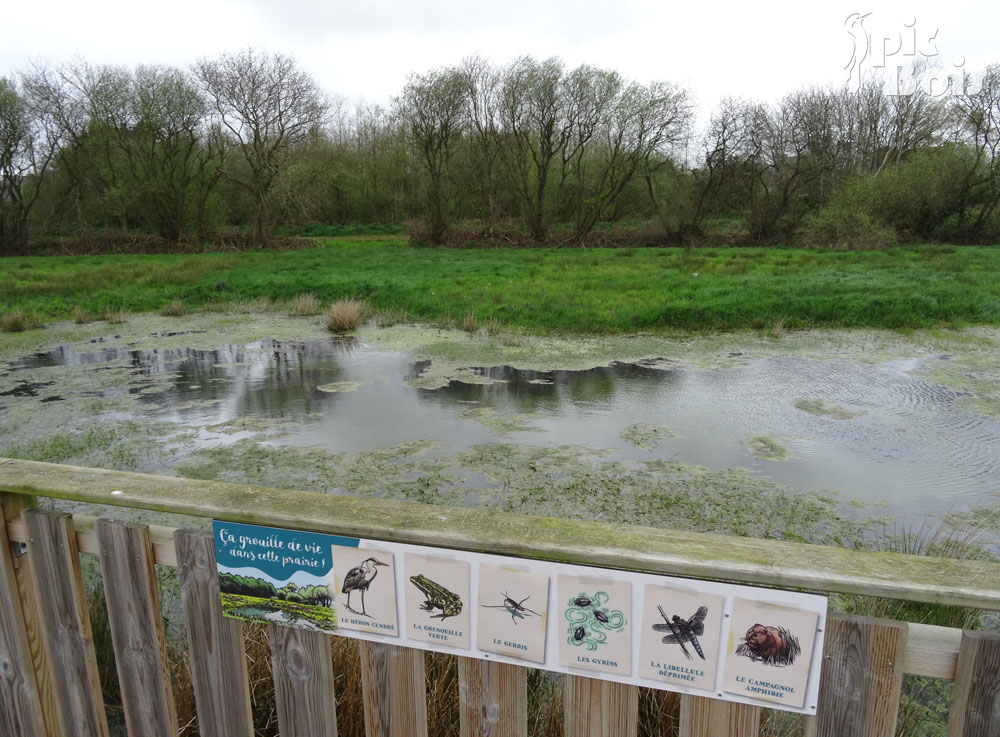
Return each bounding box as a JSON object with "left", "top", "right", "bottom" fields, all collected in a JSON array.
[{"left": 1, "top": 457, "right": 998, "bottom": 737}]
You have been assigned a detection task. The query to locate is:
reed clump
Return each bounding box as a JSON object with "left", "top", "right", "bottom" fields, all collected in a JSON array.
[{"left": 326, "top": 298, "right": 365, "bottom": 333}]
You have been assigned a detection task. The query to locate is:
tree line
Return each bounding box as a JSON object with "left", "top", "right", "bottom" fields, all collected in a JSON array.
[
  {"left": 2, "top": 49, "right": 999, "bottom": 253},
  {"left": 218, "top": 571, "right": 334, "bottom": 607}
]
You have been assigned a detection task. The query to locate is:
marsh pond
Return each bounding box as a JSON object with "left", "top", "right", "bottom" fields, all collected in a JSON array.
[{"left": 1, "top": 314, "right": 998, "bottom": 543}]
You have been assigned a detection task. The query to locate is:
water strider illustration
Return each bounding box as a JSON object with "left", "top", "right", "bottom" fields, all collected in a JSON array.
[
  {"left": 409, "top": 574, "right": 464, "bottom": 619},
  {"left": 565, "top": 590, "right": 625, "bottom": 650},
  {"left": 652, "top": 604, "right": 708, "bottom": 660},
  {"left": 481, "top": 591, "right": 541, "bottom": 625}
]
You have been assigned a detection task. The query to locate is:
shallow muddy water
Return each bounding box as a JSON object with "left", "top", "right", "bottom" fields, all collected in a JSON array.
[{"left": 2, "top": 321, "right": 998, "bottom": 525}]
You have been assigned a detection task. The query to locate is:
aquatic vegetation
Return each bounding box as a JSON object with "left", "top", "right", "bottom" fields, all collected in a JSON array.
[
  {"left": 317, "top": 381, "right": 362, "bottom": 393},
  {"left": 793, "top": 399, "right": 859, "bottom": 419},
  {"left": 619, "top": 423, "right": 678, "bottom": 450},
  {"left": 458, "top": 407, "right": 545, "bottom": 436},
  {"left": 743, "top": 436, "right": 792, "bottom": 461}
]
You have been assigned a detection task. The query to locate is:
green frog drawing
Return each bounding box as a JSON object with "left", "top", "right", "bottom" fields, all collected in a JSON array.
[{"left": 409, "top": 574, "right": 463, "bottom": 619}]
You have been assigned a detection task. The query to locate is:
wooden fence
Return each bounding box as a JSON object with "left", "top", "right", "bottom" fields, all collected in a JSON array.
[{"left": 0, "top": 457, "right": 998, "bottom": 737}]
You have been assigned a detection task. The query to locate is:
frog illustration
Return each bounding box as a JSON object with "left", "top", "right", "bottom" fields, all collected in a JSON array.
[{"left": 409, "top": 574, "right": 463, "bottom": 619}]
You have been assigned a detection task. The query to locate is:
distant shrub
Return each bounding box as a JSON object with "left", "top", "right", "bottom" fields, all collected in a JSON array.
[{"left": 796, "top": 208, "right": 896, "bottom": 250}]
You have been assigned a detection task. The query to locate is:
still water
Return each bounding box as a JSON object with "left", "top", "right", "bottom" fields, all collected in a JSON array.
[{"left": 7, "top": 335, "right": 998, "bottom": 522}]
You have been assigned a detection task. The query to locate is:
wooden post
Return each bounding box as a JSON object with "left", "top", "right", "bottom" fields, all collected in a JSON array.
[
  {"left": 268, "top": 624, "right": 338, "bottom": 737},
  {"left": 359, "top": 640, "right": 428, "bottom": 737},
  {"left": 563, "top": 675, "right": 638, "bottom": 737},
  {"left": 2, "top": 493, "right": 59, "bottom": 737},
  {"left": 806, "top": 614, "right": 908, "bottom": 737},
  {"left": 946, "top": 630, "right": 1000, "bottom": 737},
  {"left": 96, "top": 520, "right": 178, "bottom": 737},
  {"left": 0, "top": 497, "right": 46, "bottom": 736},
  {"left": 678, "top": 695, "right": 761, "bottom": 737},
  {"left": 174, "top": 529, "right": 253, "bottom": 737},
  {"left": 23, "top": 508, "right": 109, "bottom": 737},
  {"left": 458, "top": 657, "right": 526, "bottom": 737}
]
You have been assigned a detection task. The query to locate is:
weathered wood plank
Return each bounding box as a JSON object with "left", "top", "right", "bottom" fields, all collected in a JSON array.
[
  {"left": 458, "top": 657, "right": 526, "bottom": 737},
  {"left": 3, "top": 495, "right": 59, "bottom": 737},
  {"left": 359, "top": 640, "right": 428, "bottom": 737},
  {"left": 268, "top": 623, "right": 338, "bottom": 737},
  {"left": 8, "top": 513, "right": 178, "bottom": 567},
  {"left": 1, "top": 460, "right": 998, "bottom": 609},
  {"left": 679, "top": 694, "right": 761, "bottom": 737},
  {"left": 563, "top": 675, "right": 638, "bottom": 737},
  {"left": 806, "top": 614, "right": 907, "bottom": 737},
  {"left": 96, "top": 519, "right": 178, "bottom": 737},
  {"left": 23, "top": 509, "right": 109, "bottom": 737},
  {"left": 174, "top": 529, "right": 253, "bottom": 737},
  {"left": 946, "top": 630, "right": 1000, "bottom": 737},
  {"left": 904, "top": 622, "right": 962, "bottom": 679},
  {"left": 0, "top": 497, "right": 46, "bottom": 737}
]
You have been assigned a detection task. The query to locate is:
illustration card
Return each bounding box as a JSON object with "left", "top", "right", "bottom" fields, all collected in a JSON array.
[
  {"left": 213, "top": 520, "right": 357, "bottom": 633},
  {"left": 557, "top": 575, "right": 631, "bottom": 676},
  {"left": 331, "top": 545, "right": 398, "bottom": 636},
  {"left": 638, "top": 584, "right": 723, "bottom": 690},
  {"left": 404, "top": 553, "right": 471, "bottom": 649},
  {"left": 477, "top": 564, "right": 549, "bottom": 663},
  {"left": 722, "top": 597, "right": 819, "bottom": 707}
]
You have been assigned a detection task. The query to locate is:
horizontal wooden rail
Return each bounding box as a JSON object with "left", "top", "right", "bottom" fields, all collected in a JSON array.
[{"left": 2, "top": 458, "right": 999, "bottom": 611}]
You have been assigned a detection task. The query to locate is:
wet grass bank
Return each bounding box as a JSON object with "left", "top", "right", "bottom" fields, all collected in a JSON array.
[{"left": 3, "top": 242, "right": 1000, "bottom": 332}]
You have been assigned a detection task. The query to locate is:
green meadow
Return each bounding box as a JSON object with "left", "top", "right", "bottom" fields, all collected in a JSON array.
[{"left": 3, "top": 240, "right": 1000, "bottom": 332}]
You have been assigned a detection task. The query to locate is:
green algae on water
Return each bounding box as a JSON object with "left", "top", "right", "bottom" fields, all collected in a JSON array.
[
  {"left": 458, "top": 407, "right": 545, "bottom": 436},
  {"left": 317, "top": 381, "right": 362, "bottom": 393},
  {"left": 744, "top": 435, "right": 792, "bottom": 461},
  {"left": 794, "top": 399, "right": 860, "bottom": 420},
  {"left": 619, "top": 423, "right": 678, "bottom": 450}
]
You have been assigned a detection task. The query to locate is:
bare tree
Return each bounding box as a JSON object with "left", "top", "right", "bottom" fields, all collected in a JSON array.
[
  {"left": 953, "top": 63, "right": 1000, "bottom": 233},
  {"left": 396, "top": 67, "right": 466, "bottom": 243},
  {"left": 0, "top": 76, "right": 58, "bottom": 250},
  {"left": 499, "top": 56, "right": 571, "bottom": 241},
  {"left": 194, "top": 48, "right": 327, "bottom": 245}
]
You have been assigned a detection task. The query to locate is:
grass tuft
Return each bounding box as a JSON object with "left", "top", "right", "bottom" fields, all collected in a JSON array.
[
  {"left": 767, "top": 316, "right": 787, "bottom": 339},
  {"left": 161, "top": 298, "right": 186, "bottom": 317},
  {"left": 288, "top": 292, "right": 322, "bottom": 316},
  {"left": 1, "top": 309, "right": 27, "bottom": 332},
  {"left": 73, "top": 305, "right": 91, "bottom": 324},
  {"left": 462, "top": 312, "right": 478, "bottom": 333},
  {"left": 326, "top": 298, "right": 365, "bottom": 333},
  {"left": 103, "top": 306, "right": 129, "bottom": 324}
]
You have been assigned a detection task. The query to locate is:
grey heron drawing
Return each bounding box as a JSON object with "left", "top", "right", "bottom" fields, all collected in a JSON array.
[{"left": 341, "top": 557, "right": 389, "bottom": 617}]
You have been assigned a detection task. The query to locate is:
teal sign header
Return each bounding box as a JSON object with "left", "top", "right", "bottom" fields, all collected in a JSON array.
[{"left": 213, "top": 520, "right": 359, "bottom": 581}]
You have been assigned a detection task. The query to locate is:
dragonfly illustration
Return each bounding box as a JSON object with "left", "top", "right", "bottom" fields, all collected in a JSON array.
[{"left": 653, "top": 605, "right": 708, "bottom": 661}]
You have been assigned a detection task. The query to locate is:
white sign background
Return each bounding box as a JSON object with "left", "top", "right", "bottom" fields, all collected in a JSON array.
[{"left": 321, "top": 536, "right": 827, "bottom": 715}]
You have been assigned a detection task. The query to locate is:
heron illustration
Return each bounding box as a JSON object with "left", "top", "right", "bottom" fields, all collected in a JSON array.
[{"left": 341, "top": 557, "right": 389, "bottom": 617}]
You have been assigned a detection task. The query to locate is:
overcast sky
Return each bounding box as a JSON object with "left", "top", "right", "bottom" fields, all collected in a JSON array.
[{"left": 3, "top": 0, "right": 996, "bottom": 112}]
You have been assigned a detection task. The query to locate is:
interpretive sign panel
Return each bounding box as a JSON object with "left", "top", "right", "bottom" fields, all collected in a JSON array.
[{"left": 212, "top": 520, "right": 827, "bottom": 714}]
